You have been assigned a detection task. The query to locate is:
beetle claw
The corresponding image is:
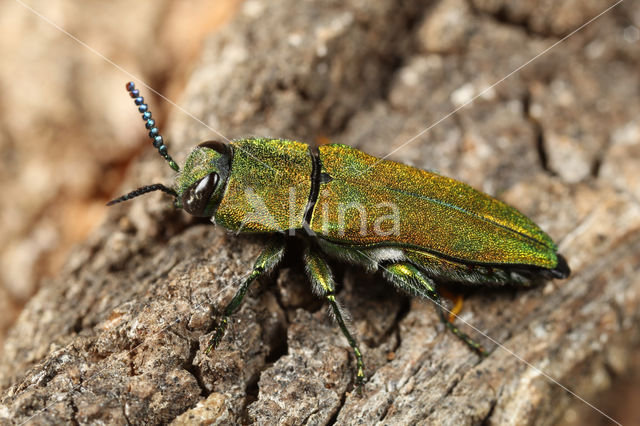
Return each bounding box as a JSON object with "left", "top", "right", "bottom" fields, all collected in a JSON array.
[{"left": 205, "top": 317, "right": 228, "bottom": 355}]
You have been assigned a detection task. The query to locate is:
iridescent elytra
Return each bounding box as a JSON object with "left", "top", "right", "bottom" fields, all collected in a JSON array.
[{"left": 109, "top": 82, "right": 570, "bottom": 391}]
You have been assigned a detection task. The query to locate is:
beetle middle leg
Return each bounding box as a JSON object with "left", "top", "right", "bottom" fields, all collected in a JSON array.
[
  {"left": 205, "top": 240, "right": 285, "bottom": 353},
  {"left": 303, "top": 247, "right": 366, "bottom": 394},
  {"left": 382, "top": 262, "right": 488, "bottom": 357}
]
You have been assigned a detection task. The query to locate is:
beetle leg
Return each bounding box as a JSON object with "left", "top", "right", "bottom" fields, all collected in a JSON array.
[
  {"left": 383, "top": 262, "right": 488, "bottom": 357},
  {"left": 205, "top": 240, "right": 285, "bottom": 354},
  {"left": 304, "top": 248, "right": 366, "bottom": 394}
]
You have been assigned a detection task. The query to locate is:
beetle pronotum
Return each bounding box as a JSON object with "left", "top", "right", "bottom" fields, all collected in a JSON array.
[{"left": 109, "top": 82, "right": 570, "bottom": 391}]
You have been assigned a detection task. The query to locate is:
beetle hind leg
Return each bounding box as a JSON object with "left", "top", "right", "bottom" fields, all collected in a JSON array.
[
  {"left": 383, "top": 262, "right": 488, "bottom": 357},
  {"left": 205, "top": 240, "right": 285, "bottom": 353},
  {"left": 304, "top": 248, "right": 366, "bottom": 394}
]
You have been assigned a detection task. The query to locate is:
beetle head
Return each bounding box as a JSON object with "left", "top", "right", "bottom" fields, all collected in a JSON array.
[{"left": 174, "top": 141, "right": 231, "bottom": 217}]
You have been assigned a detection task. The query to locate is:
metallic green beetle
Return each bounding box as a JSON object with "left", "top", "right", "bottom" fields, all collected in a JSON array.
[{"left": 110, "top": 83, "right": 570, "bottom": 391}]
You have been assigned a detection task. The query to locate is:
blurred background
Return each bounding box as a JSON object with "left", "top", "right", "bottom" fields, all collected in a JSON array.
[{"left": 0, "top": 0, "right": 638, "bottom": 424}]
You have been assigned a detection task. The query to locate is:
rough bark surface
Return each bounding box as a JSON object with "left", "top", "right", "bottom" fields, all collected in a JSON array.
[{"left": 2, "top": 0, "right": 640, "bottom": 425}]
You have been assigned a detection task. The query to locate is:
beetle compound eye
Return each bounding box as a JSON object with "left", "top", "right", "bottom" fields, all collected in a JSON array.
[{"left": 182, "top": 172, "right": 220, "bottom": 216}]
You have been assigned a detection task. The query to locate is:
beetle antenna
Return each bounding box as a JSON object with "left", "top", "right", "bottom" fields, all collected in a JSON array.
[
  {"left": 107, "top": 184, "right": 178, "bottom": 206},
  {"left": 125, "top": 82, "right": 180, "bottom": 172}
]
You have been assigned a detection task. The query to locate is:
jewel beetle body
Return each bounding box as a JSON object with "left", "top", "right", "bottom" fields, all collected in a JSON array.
[{"left": 110, "top": 82, "right": 570, "bottom": 391}]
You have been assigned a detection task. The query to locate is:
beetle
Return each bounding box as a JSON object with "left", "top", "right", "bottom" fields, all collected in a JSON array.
[{"left": 109, "top": 82, "right": 570, "bottom": 391}]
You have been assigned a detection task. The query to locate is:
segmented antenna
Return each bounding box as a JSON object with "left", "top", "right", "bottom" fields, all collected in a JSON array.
[
  {"left": 106, "top": 184, "right": 178, "bottom": 206},
  {"left": 126, "top": 82, "right": 180, "bottom": 172}
]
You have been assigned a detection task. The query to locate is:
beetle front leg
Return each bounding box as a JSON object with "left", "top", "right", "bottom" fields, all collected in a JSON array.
[
  {"left": 383, "top": 262, "right": 488, "bottom": 357},
  {"left": 205, "top": 240, "right": 285, "bottom": 354},
  {"left": 304, "top": 248, "right": 366, "bottom": 394}
]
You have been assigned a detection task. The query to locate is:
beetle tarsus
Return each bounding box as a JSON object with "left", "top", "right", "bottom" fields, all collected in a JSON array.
[
  {"left": 205, "top": 317, "right": 228, "bottom": 354},
  {"left": 355, "top": 378, "right": 364, "bottom": 397}
]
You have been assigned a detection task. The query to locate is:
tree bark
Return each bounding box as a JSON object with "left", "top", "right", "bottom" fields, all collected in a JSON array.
[{"left": 2, "top": 0, "right": 640, "bottom": 424}]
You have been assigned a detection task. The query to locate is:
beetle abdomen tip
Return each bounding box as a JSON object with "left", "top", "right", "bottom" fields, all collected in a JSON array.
[{"left": 551, "top": 254, "right": 571, "bottom": 279}]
